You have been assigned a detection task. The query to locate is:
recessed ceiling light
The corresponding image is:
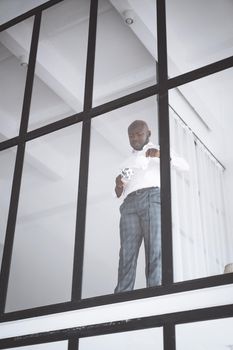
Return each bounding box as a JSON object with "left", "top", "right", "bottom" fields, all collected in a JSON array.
[
  {"left": 122, "top": 10, "right": 134, "bottom": 25},
  {"left": 19, "top": 55, "right": 28, "bottom": 67}
]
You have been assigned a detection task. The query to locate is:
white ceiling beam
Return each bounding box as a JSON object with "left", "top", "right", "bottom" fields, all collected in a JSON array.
[{"left": 0, "top": 20, "right": 83, "bottom": 112}]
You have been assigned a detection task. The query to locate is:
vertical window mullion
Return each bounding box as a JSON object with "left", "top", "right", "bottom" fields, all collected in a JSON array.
[
  {"left": 0, "top": 143, "right": 25, "bottom": 314},
  {"left": 71, "top": 0, "right": 98, "bottom": 301},
  {"left": 0, "top": 12, "right": 42, "bottom": 314},
  {"left": 19, "top": 13, "right": 42, "bottom": 137},
  {"left": 163, "top": 323, "right": 176, "bottom": 350},
  {"left": 156, "top": 0, "right": 173, "bottom": 285},
  {"left": 68, "top": 338, "right": 79, "bottom": 350}
]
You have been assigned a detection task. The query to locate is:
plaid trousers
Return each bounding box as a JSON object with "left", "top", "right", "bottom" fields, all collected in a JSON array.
[{"left": 115, "top": 187, "right": 161, "bottom": 293}]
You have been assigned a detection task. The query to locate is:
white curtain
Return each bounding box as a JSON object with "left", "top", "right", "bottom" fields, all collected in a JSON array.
[{"left": 170, "top": 109, "right": 230, "bottom": 281}]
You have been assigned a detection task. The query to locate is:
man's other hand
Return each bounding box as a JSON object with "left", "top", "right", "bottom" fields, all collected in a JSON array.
[{"left": 146, "top": 148, "right": 160, "bottom": 158}]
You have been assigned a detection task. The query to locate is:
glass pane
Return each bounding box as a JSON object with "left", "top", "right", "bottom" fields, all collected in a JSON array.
[
  {"left": 28, "top": 0, "right": 90, "bottom": 131},
  {"left": 93, "top": 0, "right": 157, "bottom": 106},
  {"left": 176, "top": 318, "right": 233, "bottom": 350},
  {"left": 0, "top": 19, "right": 33, "bottom": 141},
  {"left": 79, "top": 327, "right": 163, "bottom": 350},
  {"left": 0, "top": 147, "right": 16, "bottom": 271},
  {"left": 83, "top": 97, "right": 160, "bottom": 298},
  {"left": 166, "top": 0, "right": 233, "bottom": 77},
  {"left": 7, "top": 341, "right": 68, "bottom": 350},
  {"left": 169, "top": 68, "right": 233, "bottom": 282},
  {"left": 5, "top": 123, "right": 82, "bottom": 312},
  {"left": 0, "top": 1, "right": 47, "bottom": 25}
]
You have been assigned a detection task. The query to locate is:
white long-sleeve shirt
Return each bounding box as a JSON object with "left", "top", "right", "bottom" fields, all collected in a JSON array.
[{"left": 119, "top": 142, "right": 189, "bottom": 197}]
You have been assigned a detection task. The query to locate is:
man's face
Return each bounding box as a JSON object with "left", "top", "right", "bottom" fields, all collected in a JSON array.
[{"left": 128, "top": 124, "right": 150, "bottom": 150}]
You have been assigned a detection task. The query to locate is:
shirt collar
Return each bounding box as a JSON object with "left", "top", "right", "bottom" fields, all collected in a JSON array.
[{"left": 132, "top": 141, "right": 154, "bottom": 153}]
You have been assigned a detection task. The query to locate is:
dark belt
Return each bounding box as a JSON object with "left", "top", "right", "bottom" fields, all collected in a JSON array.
[{"left": 127, "top": 186, "right": 159, "bottom": 198}]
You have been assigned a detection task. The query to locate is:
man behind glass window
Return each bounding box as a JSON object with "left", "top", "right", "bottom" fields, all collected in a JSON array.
[{"left": 114, "top": 120, "right": 188, "bottom": 293}]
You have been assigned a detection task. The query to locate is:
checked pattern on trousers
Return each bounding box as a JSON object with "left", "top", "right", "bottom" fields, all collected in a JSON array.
[{"left": 115, "top": 187, "right": 161, "bottom": 293}]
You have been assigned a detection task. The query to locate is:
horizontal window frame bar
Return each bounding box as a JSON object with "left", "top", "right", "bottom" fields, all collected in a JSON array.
[
  {"left": 0, "top": 85, "right": 159, "bottom": 150},
  {"left": 168, "top": 55, "right": 233, "bottom": 89},
  {"left": 0, "top": 138, "right": 19, "bottom": 152},
  {"left": 0, "top": 273, "right": 232, "bottom": 323},
  {"left": 0, "top": 304, "right": 233, "bottom": 349}
]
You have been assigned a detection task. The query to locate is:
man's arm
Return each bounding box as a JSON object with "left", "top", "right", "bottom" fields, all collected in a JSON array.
[
  {"left": 146, "top": 147, "right": 189, "bottom": 171},
  {"left": 115, "top": 174, "right": 124, "bottom": 198}
]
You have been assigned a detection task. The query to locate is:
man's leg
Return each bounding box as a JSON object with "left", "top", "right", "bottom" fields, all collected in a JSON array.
[
  {"left": 115, "top": 201, "right": 142, "bottom": 293},
  {"left": 141, "top": 188, "right": 161, "bottom": 287}
]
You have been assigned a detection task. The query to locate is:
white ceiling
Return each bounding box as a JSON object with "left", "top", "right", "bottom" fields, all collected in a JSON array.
[
  {"left": 0, "top": 0, "right": 49, "bottom": 25},
  {"left": 166, "top": 0, "right": 233, "bottom": 76}
]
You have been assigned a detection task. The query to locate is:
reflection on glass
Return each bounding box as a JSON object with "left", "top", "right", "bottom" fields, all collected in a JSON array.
[
  {"left": 7, "top": 341, "right": 68, "bottom": 350},
  {"left": 176, "top": 318, "right": 233, "bottom": 350},
  {"left": 166, "top": 0, "right": 233, "bottom": 76},
  {"left": 93, "top": 0, "right": 157, "bottom": 106},
  {"left": 28, "top": 0, "right": 90, "bottom": 131},
  {"left": 0, "top": 148, "right": 16, "bottom": 270},
  {"left": 0, "top": 19, "right": 33, "bottom": 141},
  {"left": 169, "top": 68, "right": 233, "bottom": 282},
  {"left": 0, "top": 1, "right": 46, "bottom": 24},
  {"left": 83, "top": 97, "right": 160, "bottom": 298},
  {"left": 79, "top": 327, "right": 163, "bottom": 350},
  {"left": 6, "top": 124, "right": 82, "bottom": 312}
]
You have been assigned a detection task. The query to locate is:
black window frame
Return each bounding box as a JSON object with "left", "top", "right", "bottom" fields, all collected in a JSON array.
[
  {"left": 0, "top": 304, "right": 233, "bottom": 349},
  {"left": 0, "top": 0, "right": 233, "bottom": 323}
]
